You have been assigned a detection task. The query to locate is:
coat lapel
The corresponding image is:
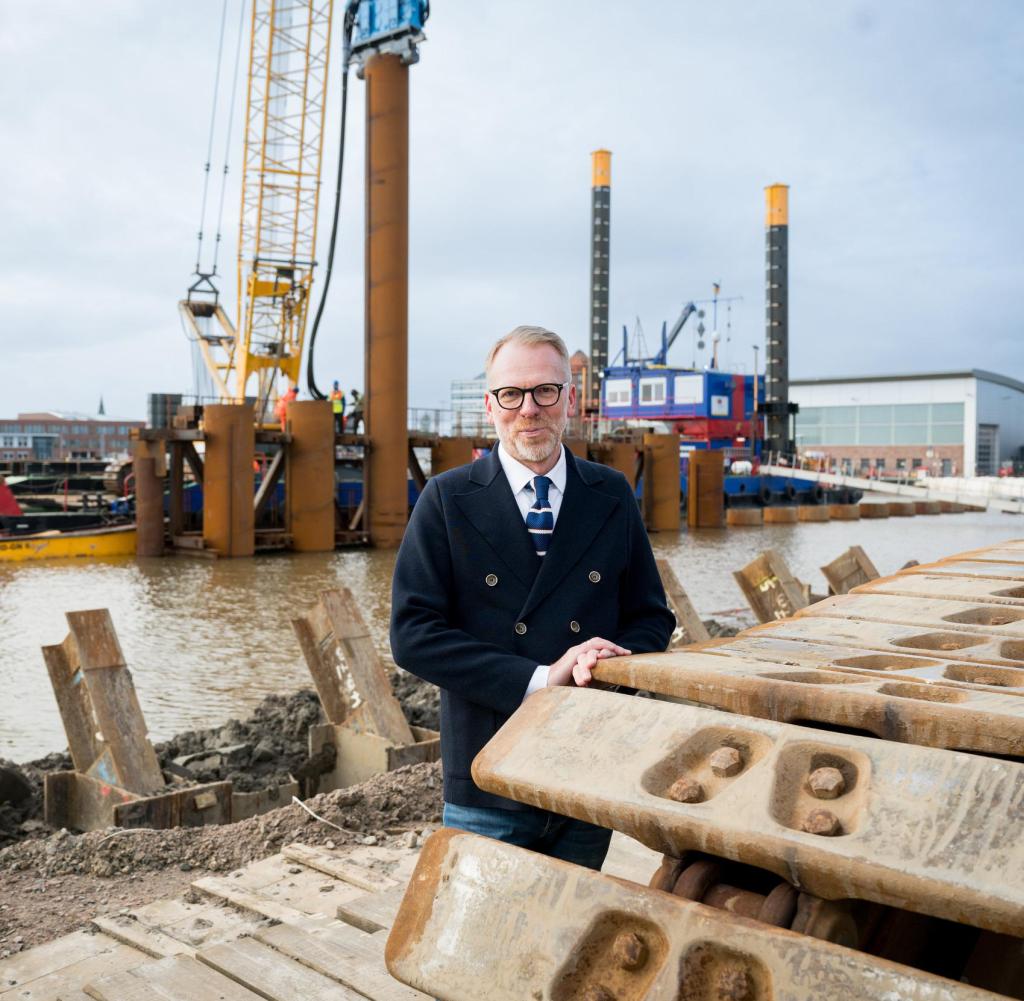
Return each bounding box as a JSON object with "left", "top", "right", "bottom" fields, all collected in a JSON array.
[
  {"left": 518, "top": 450, "right": 620, "bottom": 620},
  {"left": 452, "top": 448, "right": 539, "bottom": 589}
]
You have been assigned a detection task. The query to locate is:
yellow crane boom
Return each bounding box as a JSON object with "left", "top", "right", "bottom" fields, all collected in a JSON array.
[{"left": 180, "top": 0, "right": 334, "bottom": 414}]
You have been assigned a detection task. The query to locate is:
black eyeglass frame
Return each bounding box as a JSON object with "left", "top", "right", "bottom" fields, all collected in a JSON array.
[{"left": 488, "top": 382, "right": 568, "bottom": 410}]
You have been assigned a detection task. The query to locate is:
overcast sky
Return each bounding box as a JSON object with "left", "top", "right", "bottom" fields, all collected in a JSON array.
[{"left": 1, "top": 1, "right": 1021, "bottom": 419}]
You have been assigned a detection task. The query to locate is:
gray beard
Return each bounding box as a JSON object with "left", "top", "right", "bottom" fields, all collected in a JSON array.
[{"left": 498, "top": 425, "right": 562, "bottom": 464}]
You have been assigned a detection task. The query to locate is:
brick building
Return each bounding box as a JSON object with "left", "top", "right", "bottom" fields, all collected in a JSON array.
[
  {"left": 0, "top": 412, "right": 143, "bottom": 461},
  {"left": 791, "top": 370, "right": 1024, "bottom": 477}
]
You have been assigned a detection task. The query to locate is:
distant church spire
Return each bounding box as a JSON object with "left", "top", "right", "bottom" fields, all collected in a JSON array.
[{"left": 98, "top": 395, "right": 106, "bottom": 416}]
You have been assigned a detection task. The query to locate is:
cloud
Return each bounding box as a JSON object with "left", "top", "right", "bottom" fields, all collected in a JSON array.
[{"left": 1, "top": 0, "right": 1021, "bottom": 419}]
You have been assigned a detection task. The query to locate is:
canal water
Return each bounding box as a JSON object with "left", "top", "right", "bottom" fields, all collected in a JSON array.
[{"left": 1, "top": 510, "right": 1020, "bottom": 761}]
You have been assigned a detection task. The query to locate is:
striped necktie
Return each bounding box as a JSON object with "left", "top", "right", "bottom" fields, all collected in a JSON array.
[{"left": 526, "top": 475, "right": 554, "bottom": 556}]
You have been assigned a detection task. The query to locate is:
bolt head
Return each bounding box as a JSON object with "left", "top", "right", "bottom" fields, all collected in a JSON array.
[
  {"left": 717, "top": 967, "right": 753, "bottom": 1001},
  {"left": 611, "top": 930, "right": 647, "bottom": 970},
  {"left": 709, "top": 745, "right": 743, "bottom": 777},
  {"left": 808, "top": 766, "right": 845, "bottom": 800},
  {"left": 668, "top": 777, "right": 705, "bottom": 804},
  {"left": 802, "top": 808, "right": 841, "bottom": 836}
]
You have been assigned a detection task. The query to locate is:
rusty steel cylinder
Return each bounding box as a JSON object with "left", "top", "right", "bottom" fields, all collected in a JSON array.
[
  {"left": 364, "top": 53, "right": 410, "bottom": 548},
  {"left": 202, "top": 404, "right": 255, "bottom": 557},
  {"left": 286, "top": 400, "right": 336, "bottom": 552},
  {"left": 133, "top": 441, "right": 164, "bottom": 557}
]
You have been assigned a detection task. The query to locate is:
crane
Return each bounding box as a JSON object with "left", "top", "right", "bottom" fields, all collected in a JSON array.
[
  {"left": 179, "top": 1, "right": 335, "bottom": 417},
  {"left": 178, "top": 0, "right": 427, "bottom": 419}
]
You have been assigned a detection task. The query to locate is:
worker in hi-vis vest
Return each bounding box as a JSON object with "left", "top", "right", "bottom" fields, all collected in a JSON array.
[{"left": 330, "top": 381, "right": 346, "bottom": 433}]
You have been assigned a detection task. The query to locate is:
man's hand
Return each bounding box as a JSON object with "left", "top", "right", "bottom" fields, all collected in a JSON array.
[{"left": 547, "top": 636, "right": 631, "bottom": 688}]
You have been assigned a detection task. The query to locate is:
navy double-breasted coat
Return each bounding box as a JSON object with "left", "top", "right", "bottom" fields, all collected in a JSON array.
[{"left": 389, "top": 444, "right": 674, "bottom": 810}]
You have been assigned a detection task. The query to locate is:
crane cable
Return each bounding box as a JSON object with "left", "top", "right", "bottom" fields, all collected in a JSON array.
[
  {"left": 192, "top": 0, "right": 230, "bottom": 279},
  {"left": 211, "top": 0, "right": 247, "bottom": 280},
  {"left": 306, "top": 1, "right": 361, "bottom": 401}
]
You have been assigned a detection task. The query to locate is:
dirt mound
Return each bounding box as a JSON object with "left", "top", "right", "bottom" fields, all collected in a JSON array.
[
  {"left": 0, "top": 760, "right": 442, "bottom": 880},
  {"left": 156, "top": 690, "right": 324, "bottom": 792},
  {"left": 390, "top": 667, "right": 439, "bottom": 730}
]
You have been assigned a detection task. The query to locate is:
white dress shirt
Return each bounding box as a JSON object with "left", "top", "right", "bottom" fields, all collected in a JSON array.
[{"left": 496, "top": 443, "right": 567, "bottom": 699}]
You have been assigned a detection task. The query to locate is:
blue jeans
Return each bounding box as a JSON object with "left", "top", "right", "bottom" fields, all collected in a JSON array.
[{"left": 442, "top": 802, "right": 612, "bottom": 871}]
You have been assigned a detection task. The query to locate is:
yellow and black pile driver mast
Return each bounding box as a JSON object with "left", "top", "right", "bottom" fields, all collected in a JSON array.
[
  {"left": 763, "top": 183, "right": 798, "bottom": 454},
  {"left": 180, "top": 0, "right": 334, "bottom": 417}
]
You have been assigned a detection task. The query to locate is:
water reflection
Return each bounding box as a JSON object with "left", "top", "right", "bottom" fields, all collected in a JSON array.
[{"left": 1, "top": 511, "right": 1019, "bottom": 760}]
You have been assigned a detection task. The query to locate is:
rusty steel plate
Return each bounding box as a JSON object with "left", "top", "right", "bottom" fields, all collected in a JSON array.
[
  {"left": 853, "top": 573, "right": 1024, "bottom": 607},
  {"left": 592, "top": 650, "right": 1024, "bottom": 754},
  {"left": 385, "top": 829, "right": 1006, "bottom": 1001},
  {"left": 705, "top": 634, "right": 1024, "bottom": 695},
  {"left": 472, "top": 688, "right": 1024, "bottom": 937},
  {"left": 746, "top": 614, "right": 1024, "bottom": 671},
  {"left": 797, "top": 591, "right": 1024, "bottom": 640}
]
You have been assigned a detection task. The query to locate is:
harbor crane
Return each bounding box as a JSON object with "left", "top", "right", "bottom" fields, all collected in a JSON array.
[{"left": 178, "top": 0, "right": 428, "bottom": 418}]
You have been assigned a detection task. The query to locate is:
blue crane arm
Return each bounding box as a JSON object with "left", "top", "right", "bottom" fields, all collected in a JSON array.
[{"left": 654, "top": 301, "right": 697, "bottom": 364}]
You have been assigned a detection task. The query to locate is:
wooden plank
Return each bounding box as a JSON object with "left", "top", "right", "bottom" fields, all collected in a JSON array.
[
  {"left": 473, "top": 686, "right": 1024, "bottom": 937},
  {"left": 292, "top": 606, "right": 350, "bottom": 725},
  {"left": 84, "top": 971, "right": 159, "bottom": 1001},
  {"left": 820, "top": 545, "right": 879, "bottom": 595},
  {"left": 115, "top": 782, "right": 233, "bottom": 830},
  {"left": 231, "top": 780, "right": 299, "bottom": 822},
  {"left": 385, "top": 829, "right": 1001, "bottom": 1001},
  {"left": 198, "top": 938, "right": 364, "bottom": 1001},
  {"left": 44, "top": 771, "right": 140, "bottom": 832},
  {"left": 256, "top": 924, "right": 429, "bottom": 1001},
  {"left": 281, "top": 843, "right": 399, "bottom": 893},
  {"left": 335, "top": 886, "right": 408, "bottom": 934},
  {"left": 655, "top": 559, "right": 710, "bottom": 645},
  {"left": 41, "top": 636, "right": 100, "bottom": 773},
  {"left": 2, "top": 943, "right": 148, "bottom": 1001},
  {"left": 0, "top": 931, "right": 123, "bottom": 992},
  {"left": 65, "top": 610, "right": 164, "bottom": 795},
  {"left": 191, "top": 876, "right": 333, "bottom": 931},
  {"left": 301, "top": 589, "right": 413, "bottom": 744},
  {"left": 107, "top": 955, "right": 263, "bottom": 1001},
  {"left": 92, "top": 915, "right": 196, "bottom": 959},
  {"left": 732, "top": 549, "right": 808, "bottom": 623}
]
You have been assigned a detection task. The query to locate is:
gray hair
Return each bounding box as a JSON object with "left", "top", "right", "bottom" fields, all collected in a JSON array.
[{"left": 485, "top": 325, "right": 570, "bottom": 380}]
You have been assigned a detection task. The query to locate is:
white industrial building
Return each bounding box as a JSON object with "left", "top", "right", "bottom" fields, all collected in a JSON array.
[{"left": 790, "top": 370, "right": 1024, "bottom": 477}]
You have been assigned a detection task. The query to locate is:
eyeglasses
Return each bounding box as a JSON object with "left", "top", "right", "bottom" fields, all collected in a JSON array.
[{"left": 489, "top": 382, "right": 567, "bottom": 410}]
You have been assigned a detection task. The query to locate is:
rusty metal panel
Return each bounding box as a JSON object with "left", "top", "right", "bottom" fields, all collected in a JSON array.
[
  {"left": 798, "top": 591, "right": 1024, "bottom": 638},
  {"left": 285, "top": 400, "right": 335, "bottom": 552},
  {"left": 708, "top": 633, "right": 1024, "bottom": 694},
  {"left": 472, "top": 687, "right": 1024, "bottom": 936},
  {"left": 430, "top": 437, "right": 473, "bottom": 475},
  {"left": 733, "top": 549, "right": 808, "bottom": 623},
  {"left": 750, "top": 612, "right": 1024, "bottom": 669},
  {"left": 594, "top": 649, "right": 1024, "bottom": 754},
  {"left": 202, "top": 404, "right": 255, "bottom": 557},
  {"left": 820, "top": 545, "right": 879, "bottom": 594},
  {"left": 133, "top": 440, "right": 164, "bottom": 557},
  {"left": 386, "top": 829, "right": 1004, "bottom": 1001},
  {"left": 687, "top": 448, "right": 723, "bottom": 529},
  {"left": 643, "top": 432, "right": 681, "bottom": 532}
]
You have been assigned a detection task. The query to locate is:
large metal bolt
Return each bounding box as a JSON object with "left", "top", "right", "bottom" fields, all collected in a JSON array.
[
  {"left": 808, "top": 766, "right": 845, "bottom": 800},
  {"left": 581, "top": 986, "right": 615, "bottom": 1001},
  {"left": 802, "top": 808, "right": 841, "bottom": 836},
  {"left": 709, "top": 746, "right": 743, "bottom": 777},
  {"left": 668, "top": 777, "right": 705, "bottom": 803},
  {"left": 611, "top": 930, "right": 648, "bottom": 970},
  {"left": 717, "top": 967, "right": 753, "bottom": 1001}
]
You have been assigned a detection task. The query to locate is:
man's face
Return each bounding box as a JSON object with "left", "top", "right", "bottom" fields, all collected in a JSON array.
[{"left": 485, "top": 341, "right": 576, "bottom": 466}]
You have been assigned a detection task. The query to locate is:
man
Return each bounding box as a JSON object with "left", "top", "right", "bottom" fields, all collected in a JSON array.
[
  {"left": 329, "top": 381, "right": 346, "bottom": 434},
  {"left": 274, "top": 384, "right": 299, "bottom": 426},
  {"left": 390, "top": 326, "right": 673, "bottom": 870}
]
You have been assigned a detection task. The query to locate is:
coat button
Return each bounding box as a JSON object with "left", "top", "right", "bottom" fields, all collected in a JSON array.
[
  {"left": 588, "top": 570, "right": 601, "bottom": 583},
  {"left": 515, "top": 622, "right": 527, "bottom": 635},
  {"left": 570, "top": 620, "right": 580, "bottom": 633},
  {"left": 485, "top": 573, "right": 498, "bottom": 586}
]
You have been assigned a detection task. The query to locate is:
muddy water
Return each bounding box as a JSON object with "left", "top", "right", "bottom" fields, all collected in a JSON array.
[{"left": 1, "top": 511, "right": 1019, "bottom": 760}]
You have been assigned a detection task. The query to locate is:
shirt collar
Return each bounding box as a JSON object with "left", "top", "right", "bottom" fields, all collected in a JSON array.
[{"left": 497, "top": 441, "right": 567, "bottom": 496}]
